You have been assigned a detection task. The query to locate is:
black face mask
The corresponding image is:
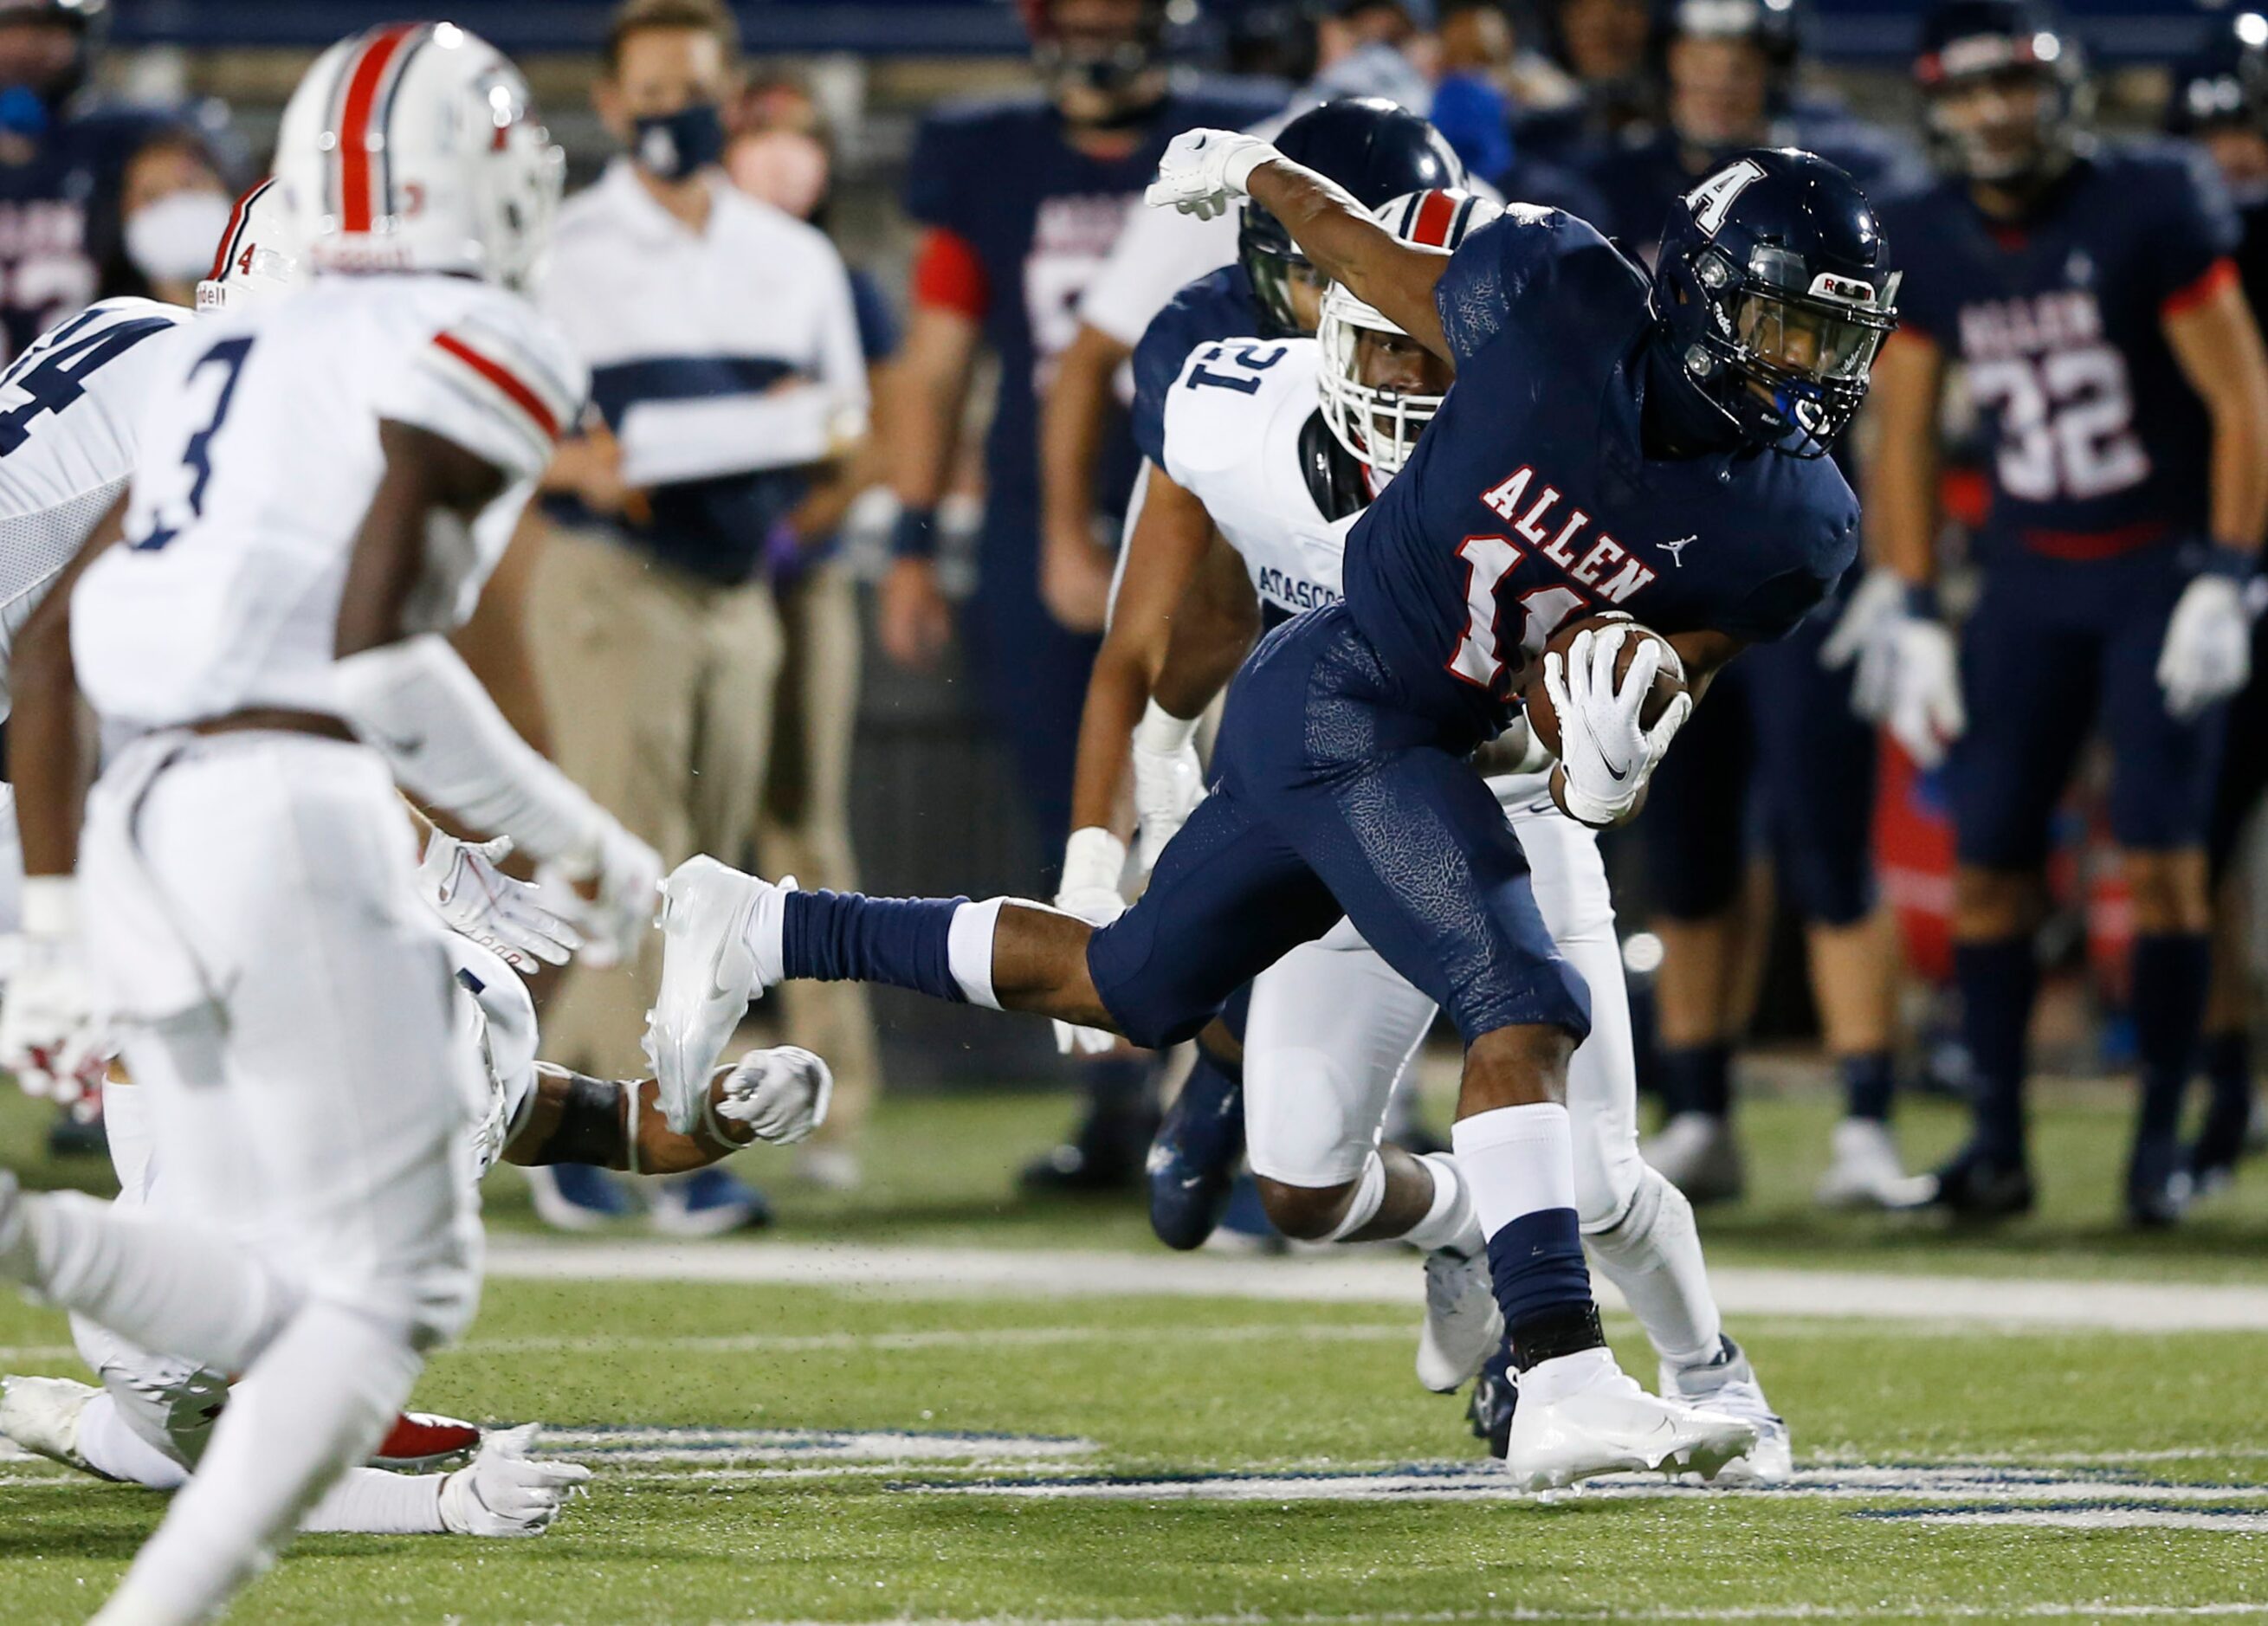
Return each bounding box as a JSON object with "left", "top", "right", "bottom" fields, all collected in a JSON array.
[{"left": 631, "top": 101, "right": 726, "bottom": 182}]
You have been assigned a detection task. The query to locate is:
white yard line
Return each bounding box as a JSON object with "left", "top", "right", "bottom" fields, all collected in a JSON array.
[
  {"left": 717, "top": 1607, "right": 2268, "bottom": 1624},
  {"left": 483, "top": 1238, "right": 2268, "bottom": 1332}
]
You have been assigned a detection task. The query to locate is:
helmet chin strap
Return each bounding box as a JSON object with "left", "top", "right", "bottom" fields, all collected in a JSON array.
[{"left": 1641, "top": 339, "right": 1745, "bottom": 459}]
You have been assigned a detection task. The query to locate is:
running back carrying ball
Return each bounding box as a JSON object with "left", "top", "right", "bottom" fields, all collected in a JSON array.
[{"left": 1522, "top": 613, "right": 1687, "bottom": 760}]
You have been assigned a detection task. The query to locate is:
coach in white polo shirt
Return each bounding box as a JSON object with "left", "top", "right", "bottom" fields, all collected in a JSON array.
[{"left": 533, "top": 0, "right": 867, "bottom": 1106}]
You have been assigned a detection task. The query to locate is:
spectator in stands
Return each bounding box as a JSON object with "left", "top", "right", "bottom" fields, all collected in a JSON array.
[
  {"left": 111, "top": 130, "right": 230, "bottom": 307},
  {"left": 527, "top": 0, "right": 869, "bottom": 1232},
  {"left": 721, "top": 74, "right": 891, "bottom": 1192},
  {"left": 1516, "top": 0, "right": 1659, "bottom": 164}
]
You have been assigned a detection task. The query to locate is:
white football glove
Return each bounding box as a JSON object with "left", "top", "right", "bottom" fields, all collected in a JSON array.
[
  {"left": 0, "top": 879, "right": 109, "bottom": 1113},
  {"left": 1818, "top": 566, "right": 1908, "bottom": 723},
  {"left": 1882, "top": 616, "right": 1966, "bottom": 770},
  {"left": 712, "top": 1044, "right": 833, "bottom": 1145},
  {"left": 547, "top": 819, "right": 664, "bottom": 969},
  {"left": 1541, "top": 625, "right": 1690, "bottom": 829},
  {"left": 1145, "top": 129, "right": 1280, "bottom": 220},
  {"left": 1053, "top": 827, "right": 1127, "bottom": 1055},
  {"left": 419, "top": 830, "right": 582, "bottom": 975},
  {"left": 438, "top": 1425, "right": 591, "bottom": 1539},
  {"left": 1130, "top": 701, "right": 1205, "bottom": 874},
  {"left": 2158, "top": 573, "right": 2252, "bottom": 720}
]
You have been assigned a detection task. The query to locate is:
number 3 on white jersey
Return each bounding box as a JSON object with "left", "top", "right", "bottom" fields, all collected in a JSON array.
[{"left": 1448, "top": 534, "right": 1586, "bottom": 691}]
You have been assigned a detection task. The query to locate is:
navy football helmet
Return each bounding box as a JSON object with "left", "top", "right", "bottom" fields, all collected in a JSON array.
[
  {"left": 1651, "top": 146, "right": 1899, "bottom": 456},
  {"left": 1914, "top": 0, "right": 2087, "bottom": 185},
  {"left": 1240, "top": 97, "right": 1464, "bottom": 335},
  {"left": 2168, "top": 12, "right": 2268, "bottom": 139}
]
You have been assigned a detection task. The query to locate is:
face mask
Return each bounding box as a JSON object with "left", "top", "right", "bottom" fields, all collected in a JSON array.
[
  {"left": 632, "top": 102, "right": 726, "bottom": 182},
  {"left": 126, "top": 190, "right": 235, "bottom": 285}
]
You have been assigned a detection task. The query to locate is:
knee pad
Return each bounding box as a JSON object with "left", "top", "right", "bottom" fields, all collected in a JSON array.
[{"left": 1583, "top": 1163, "right": 1690, "bottom": 1263}]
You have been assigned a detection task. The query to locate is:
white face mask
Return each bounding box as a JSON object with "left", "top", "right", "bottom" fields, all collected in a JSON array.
[{"left": 125, "top": 190, "right": 235, "bottom": 285}]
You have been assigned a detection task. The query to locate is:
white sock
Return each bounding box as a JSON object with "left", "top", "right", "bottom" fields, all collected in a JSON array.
[
  {"left": 299, "top": 1467, "right": 447, "bottom": 1535},
  {"left": 1586, "top": 1166, "right": 1722, "bottom": 1369},
  {"left": 74, "top": 1391, "right": 191, "bottom": 1492},
  {"left": 1402, "top": 1152, "right": 1483, "bottom": 1255},
  {"left": 947, "top": 898, "right": 1006, "bottom": 1010},
  {"left": 1321, "top": 1152, "right": 1388, "bottom": 1242},
  {"left": 94, "top": 1301, "right": 421, "bottom": 1626},
  {"left": 1450, "top": 1101, "right": 1580, "bottom": 1237},
  {"left": 23, "top": 1191, "right": 297, "bottom": 1375}
]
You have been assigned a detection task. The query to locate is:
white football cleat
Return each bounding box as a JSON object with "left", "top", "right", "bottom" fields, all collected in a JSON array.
[
  {"left": 1504, "top": 1347, "right": 1758, "bottom": 1493},
  {"left": 0, "top": 1374, "right": 100, "bottom": 1473},
  {"left": 1416, "top": 1246, "right": 1502, "bottom": 1393},
  {"left": 1661, "top": 1337, "right": 1791, "bottom": 1484},
  {"left": 1814, "top": 1118, "right": 1933, "bottom": 1210},
  {"left": 643, "top": 857, "right": 791, "bottom": 1135},
  {"left": 1642, "top": 1112, "right": 1746, "bottom": 1204},
  {"left": 437, "top": 1424, "right": 592, "bottom": 1538}
]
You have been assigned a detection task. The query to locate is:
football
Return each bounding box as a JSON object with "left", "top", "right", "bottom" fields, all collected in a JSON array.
[{"left": 1520, "top": 613, "right": 1687, "bottom": 760}]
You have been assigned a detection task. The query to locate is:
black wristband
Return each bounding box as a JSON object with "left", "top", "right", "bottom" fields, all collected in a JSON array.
[
  {"left": 535, "top": 1071, "right": 628, "bottom": 1168},
  {"left": 892, "top": 505, "right": 940, "bottom": 560}
]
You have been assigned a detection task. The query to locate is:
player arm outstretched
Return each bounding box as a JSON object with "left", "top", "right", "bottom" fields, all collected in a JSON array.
[
  {"left": 330, "top": 420, "right": 660, "bottom": 961},
  {"left": 1147, "top": 132, "right": 1450, "bottom": 362},
  {"left": 880, "top": 300, "right": 982, "bottom": 668},
  {"left": 503, "top": 1049, "right": 831, "bottom": 1175},
  {"left": 2159, "top": 272, "right": 2268, "bottom": 718}
]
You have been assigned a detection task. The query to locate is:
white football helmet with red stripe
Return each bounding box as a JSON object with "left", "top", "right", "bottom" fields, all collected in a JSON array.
[
  {"left": 1318, "top": 189, "right": 1502, "bottom": 478},
  {"left": 273, "top": 21, "right": 564, "bottom": 292},
  {"left": 194, "top": 177, "right": 304, "bottom": 313}
]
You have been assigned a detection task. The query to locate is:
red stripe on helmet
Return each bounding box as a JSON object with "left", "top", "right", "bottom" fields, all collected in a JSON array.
[
  {"left": 336, "top": 23, "right": 420, "bottom": 233},
  {"left": 206, "top": 178, "right": 268, "bottom": 282},
  {"left": 1410, "top": 190, "right": 1457, "bottom": 248}
]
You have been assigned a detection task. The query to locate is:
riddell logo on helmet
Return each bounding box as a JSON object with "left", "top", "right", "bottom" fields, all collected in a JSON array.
[
  {"left": 1811, "top": 272, "right": 1877, "bottom": 303},
  {"left": 313, "top": 239, "right": 415, "bottom": 271}
]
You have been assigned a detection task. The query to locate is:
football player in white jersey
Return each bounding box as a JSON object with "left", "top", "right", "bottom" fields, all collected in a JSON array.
[
  {"left": 0, "top": 26, "right": 667, "bottom": 1622},
  {"left": 3, "top": 928, "right": 830, "bottom": 1530},
  {"left": 1064, "top": 190, "right": 1790, "bottom": 1481}
]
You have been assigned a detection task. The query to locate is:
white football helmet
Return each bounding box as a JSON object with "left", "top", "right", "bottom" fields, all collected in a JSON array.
[
  {"left": 273, "top": 21, "right": 563, "bottom": 292},
  {"left": 1318, "top": 188, "right": 1503, "bottom": 479},
  {"left": 194, "top": 177, "right": 305, "bottom": 313}
]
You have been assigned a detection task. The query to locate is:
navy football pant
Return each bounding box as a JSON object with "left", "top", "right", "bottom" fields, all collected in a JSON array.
[
  {"left": 1953, "top": 550, "right": 2226, "bottom": 868},
  {"left": 1088, "top": 605, "right": 1593, "bottom": 1051},
  {"left": 1643, "top": 607, "right": 1877, "bottom": 926},
  {"left": 2207, "top": 612, "right": 2268, "bottom": 883}
]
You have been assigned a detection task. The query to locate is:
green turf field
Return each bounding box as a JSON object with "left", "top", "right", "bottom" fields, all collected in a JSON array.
[{"left": 3, "top": 1080, "right": 2266, "bottom": 1624}]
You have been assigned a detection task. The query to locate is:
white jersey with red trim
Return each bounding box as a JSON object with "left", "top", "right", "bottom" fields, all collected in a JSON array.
[
  {"left": 1159, "top": 335, "right": 1354, "bottom": 619},
  {"left": 0, "top": 297, "right": 195, "bottom": 724},
  {"left": 72, "top": 274, "right": 583, "bottom": 731}
]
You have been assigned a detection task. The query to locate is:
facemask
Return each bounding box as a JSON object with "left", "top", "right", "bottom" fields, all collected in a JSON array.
[
  {"left": 632, "top": 102, "right": 726, "bottom": 182},
  {"left": 126, "top": 190, "right": 236, "bottom": 285}
]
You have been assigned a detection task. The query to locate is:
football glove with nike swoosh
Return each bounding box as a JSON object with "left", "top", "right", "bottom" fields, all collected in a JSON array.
[{"left": 1542, "top": 625, "right": 1690, "bottom": 828}]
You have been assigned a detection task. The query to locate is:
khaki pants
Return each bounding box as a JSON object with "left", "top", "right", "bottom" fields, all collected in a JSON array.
[
  {"left": 531, "top": 524, "right": 784, "bottom": 1080},
  {"left": 756, "top": 562, "right": 879, "bottom": 1146}
]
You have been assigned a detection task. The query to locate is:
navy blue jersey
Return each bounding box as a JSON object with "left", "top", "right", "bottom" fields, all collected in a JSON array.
[
  {"left": 904, "top": 82, "right": 1282, "bottom": 523},
  {"left": 1130, "top": 260, "right": 1271, "bottom": 466},
  {"left": 1342, "top": 205, "right": 1859, "bottom": 742},
  {"left": 0, "top": 107, "right": 174, "bottom": 363},
  {"left": 1879, "top": 141, "right": 2239, "bottom": 558}
]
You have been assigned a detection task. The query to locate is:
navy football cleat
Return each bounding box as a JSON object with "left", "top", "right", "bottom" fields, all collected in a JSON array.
[
  {"left": 1466, "top": 1339, "right": 1516, "bottom": 1460},
  {"left": 1147, "top": 1050, "right": 1247, "bottom": 1250}
]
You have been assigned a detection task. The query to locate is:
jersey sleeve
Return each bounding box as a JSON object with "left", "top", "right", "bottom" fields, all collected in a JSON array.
[
  {"left": 1433, "top": 206, "right": 1609, "bottom": 365},
  {"left": 2146, "top": 146, "right": 2244, "bottom": 315},
  {"left": 1080, "top": 201, "right": 1239, "bottom": 350},
  {"left": 1131, "top": 290, "right": 1211, "bottom": 467},
  {"left": 1156, "top": 338, "right": 1315, "bottom": 497},
  {"left": 1715, "top": 509, "right": 1859, "bottom": 643},
  {"left": 382, "top": 293, "right": 588, "bottom": 483}
]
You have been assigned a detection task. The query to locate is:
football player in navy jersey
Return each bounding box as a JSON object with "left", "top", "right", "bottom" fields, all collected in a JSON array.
[
  {"left": 2166, "top": 13, "right": 2268, "bottom": 1200},
  {"left": 644, "top": 139, "right": 1895, "bottom": 1488},
  {"left": 878, "top": 0, "right": 1277, "bottom": 1191},
  {"left": 1577, "top": 0, "right": 1929, "bottom": 1210},
  {"left": 1858, "top": 0, "right": 2268, "bottom": 1226},
  {"left": 0, "top": 0, "right": 186, "bottom": 361}
]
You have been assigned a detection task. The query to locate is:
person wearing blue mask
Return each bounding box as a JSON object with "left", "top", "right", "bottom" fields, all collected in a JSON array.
[{"left": 526, "top": 0, "right": 872, "bottom": 1237}]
